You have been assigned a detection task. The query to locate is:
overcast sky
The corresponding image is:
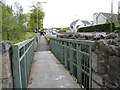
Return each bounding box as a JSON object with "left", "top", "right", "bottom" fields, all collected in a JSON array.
[{"left": 5, "top": 0, "right": 120, "bottom": 28}]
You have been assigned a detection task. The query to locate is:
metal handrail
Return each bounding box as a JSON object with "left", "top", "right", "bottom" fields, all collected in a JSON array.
[
  {"left": 12, "top": 38, "right": 35, "bottom": 88},
  {"left": 50, "top": 37, "right": 94, "bottom": 89}
]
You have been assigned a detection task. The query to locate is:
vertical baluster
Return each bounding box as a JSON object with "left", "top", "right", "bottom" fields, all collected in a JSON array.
[
  {"left": 23, "top": 46, "right": 27, "bottom": 87},
  {"left": 89, "top": 45, "right": 92, "bottom": 89},
  {"left": 12, "top": 45, "right": 22, "bottom": 88},
  {"left": 77, "top": 43, "right": 82, "bottom": 84}
]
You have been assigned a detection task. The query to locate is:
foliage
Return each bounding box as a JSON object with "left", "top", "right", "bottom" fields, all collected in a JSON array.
[
  {"left": 58, "top": 28, "right": 69, "bottom": 32},
  {"left": 44, "top": 35, "right": 51, "bottom": 41},
  {"left": 27, "top": 2, "right": 45, "bottom": 31},
  {"left": 1, "top": 1, "right": 43, "bottom": 43},
  {"left": 1, "top": 1, "right": 27, "bottom": 41},
  {"left": 78, "top": 23, "right": 116, "bottom": 32},
  {"left": 118, "top": 14, "right": 120, "bottom": 24},
  {"left": 13, "top": 32, "right": 37, "bottom": 44},
  {"left": 115, "top": 23, "right": 120, "bottom": 31},
  {"left": 106, "top": 16, "right": 118, "bottom": 23}
]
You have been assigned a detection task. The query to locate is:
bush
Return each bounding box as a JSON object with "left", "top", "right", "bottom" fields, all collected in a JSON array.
[
  {"left": 115, "top": 24, "right": 120, "bottom": 30},
  {"left": 78, "top": 23, "right": 115, "bottom": 32},
  {"left": 12, "top": 32, "right": 37, "bottom": 44}
]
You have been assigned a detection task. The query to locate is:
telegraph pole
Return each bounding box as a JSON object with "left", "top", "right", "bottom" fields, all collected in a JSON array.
[
  {"left": 110, "top": 0, "right": 113, "bottom": 33},
  {"left": 36, "top": 3, "right": 38, "bottom": 31}
]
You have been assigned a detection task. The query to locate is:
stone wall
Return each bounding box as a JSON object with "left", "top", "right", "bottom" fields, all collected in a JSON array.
[
  {"left": 92, "top": 33, "right": 120, "bottom": 89},
  {"left": 0, "top": 41, "right": 13, "bottom": 88},
  {"left": 57, "top": 32, "right": 120, "bottom": 89}
]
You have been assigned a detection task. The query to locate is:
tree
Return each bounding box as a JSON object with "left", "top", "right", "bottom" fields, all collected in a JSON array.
[
  {"left": 1, "top": 2, "right": 14, "bottom": 40},
  {"left": 28, "top": 2, "right": 45, "bottom": 31},
  {"left": 1, "top": 1, "right": 27, "bottom": 41},
  {"left": 106, "top": 16, "right": 118, "bottom": 23}
]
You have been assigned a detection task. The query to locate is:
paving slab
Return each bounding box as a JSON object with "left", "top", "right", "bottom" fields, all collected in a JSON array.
[{"left": 28, "top": 51, "right": 80, "bottom": 88}]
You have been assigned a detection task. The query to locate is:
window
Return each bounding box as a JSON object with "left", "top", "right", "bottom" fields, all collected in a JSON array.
[{"left": 71, "top": 26, "right": 74, "bottom": 28}]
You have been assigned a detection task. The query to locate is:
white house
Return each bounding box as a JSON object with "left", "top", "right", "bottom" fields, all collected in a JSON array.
[
  {"left": 93, "top": 12, "right": 117, "bottom": 25},
  {"left": 70, "top": 19, "right": 91, "bottom": 32}
]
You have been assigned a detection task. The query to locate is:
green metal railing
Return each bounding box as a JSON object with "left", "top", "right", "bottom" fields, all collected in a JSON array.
[
  {"left": 50, "top": 38, "right": 94, "bottom": 89},
  {"left": 12, "top": 38, "right": 35, "bottom": 88}
]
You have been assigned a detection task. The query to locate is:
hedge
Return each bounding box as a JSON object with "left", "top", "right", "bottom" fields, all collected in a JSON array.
[
  {"left": 115, "top": 24, "right": 120, "bottom": 30},
  {"left": 77, "top": 23, "right": 115, "bottom": 32}
]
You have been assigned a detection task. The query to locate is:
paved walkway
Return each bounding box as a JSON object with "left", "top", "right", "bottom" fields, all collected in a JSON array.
[
  {"left": 28, "top": 36, "right": 80, "bottom": 88},
  {"left": 37, "top": 35, "right": 49, "bottom": 51}
]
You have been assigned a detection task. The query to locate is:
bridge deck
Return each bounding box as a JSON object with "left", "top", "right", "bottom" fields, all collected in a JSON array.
[{"left": 28, "top": 36, "right": 80, "bottom": 88}]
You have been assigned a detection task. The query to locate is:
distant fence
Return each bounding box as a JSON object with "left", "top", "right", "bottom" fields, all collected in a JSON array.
[
  {"left": 50, "top": 38, "right": 94, "bottom": 89},
  {"left": 12, "top": 38, "right": 35, "bottom": 88}
]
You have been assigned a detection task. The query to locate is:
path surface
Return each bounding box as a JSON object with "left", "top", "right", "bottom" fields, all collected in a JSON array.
[
  {"left": 28, "top": 36, "right": 80, "bottom": 88},
  {"left": 37, "top": 35, "right": 49, "bottom": 51}
]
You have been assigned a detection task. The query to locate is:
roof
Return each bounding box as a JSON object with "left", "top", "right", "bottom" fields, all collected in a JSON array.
[
  {"left": 70, "top": 19, "right": 90, "bottom": 26},
  {"left": 100, "top": 12, "right": 117, "bottom": 19},
  {"left": 81, "top": 20, "right": 91, "bottom": 25},
  {"left": 70, "top": 19, "right": 80, "bottom": 26}
]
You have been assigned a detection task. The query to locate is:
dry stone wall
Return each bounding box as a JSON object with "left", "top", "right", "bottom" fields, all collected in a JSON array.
[
  {"left": 0, "top": 41, "right": 13, "bottom": 88},
  {"left": 58, "top": 32, "right": 120, "bottom": 89}
]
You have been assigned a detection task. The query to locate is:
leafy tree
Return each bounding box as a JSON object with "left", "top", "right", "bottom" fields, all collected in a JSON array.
[
  {"left": 28, "top": 2, "right": 45, "bottom": 31},
  {"left": 1, "top": 1, "right": 28, "bottom": 41},
  {"left": 106, "top": 16, "right": 118, "bottom": 23},
  {"left": 1, "top": 2, "right": 13, "bottom": 40}
]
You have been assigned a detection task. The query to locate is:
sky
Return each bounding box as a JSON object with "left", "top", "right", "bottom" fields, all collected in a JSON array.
[{"left": 5, "top": 0, "right": 120, "bottom": 28}]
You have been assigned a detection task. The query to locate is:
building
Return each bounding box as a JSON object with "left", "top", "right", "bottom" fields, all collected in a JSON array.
[
  {"left": 93, "top": 12, "right": 118, "bottom": 25},
  {"left": 70, "top": 19, "right": 91, "bottom": 32}
]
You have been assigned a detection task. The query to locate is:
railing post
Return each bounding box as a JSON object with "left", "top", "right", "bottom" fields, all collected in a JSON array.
[
  {"left": 23, "top": 46, "right": 27, "bottom": 87},
  {"left": 69, "top": 42, "right": 73, "bottom": 75},
  {"left": 77, "top": 43, "right": 82, "bottom": 84},
  {"left": 12, "top": 45, "right": 22, "bottom": 88},
  {"left": 64, "top": 41, "right": 67, "bottom": 68},
  {"left": 89, "top": 45, "right": 92, "bottom": 89}
]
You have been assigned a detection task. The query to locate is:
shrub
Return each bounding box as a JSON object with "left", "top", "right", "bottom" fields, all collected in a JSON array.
[
  {"left": 44, "top": 35, "right": 51, "bottom": 41},
  {"left": 78, "top": 23, "right": 115, "bottom": 32}
]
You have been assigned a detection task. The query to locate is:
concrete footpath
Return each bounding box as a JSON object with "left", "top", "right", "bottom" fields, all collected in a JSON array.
[
  {"left": 28, "top": 36, "right": 80, "bottom": 88},
  {"left": 36, "top": 35, "right": 49, "bottom": 51}
]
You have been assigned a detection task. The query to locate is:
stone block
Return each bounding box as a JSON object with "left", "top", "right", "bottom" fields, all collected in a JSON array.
[
  {"left": 102, "top": 74, "right": 117, "bottom": 88},
  {"left": 92, "top": 81, "right": 101, "bottom": 88},
  {"left": 108, "top": 56, "right": 120, "bottom": 75},
  {"left": 92, "top": 72, "right": 103, "bottom": 86},
  {"left": 106, "top": 33, "right": 117, "bottom": 39}
]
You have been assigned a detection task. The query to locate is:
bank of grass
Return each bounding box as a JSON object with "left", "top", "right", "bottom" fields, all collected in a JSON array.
[
  {"left": 44, "top": 35, "right": 51, "bottom": 41},
  {"left": 59, "top": 28, "right": 69, "bottom": 32},
  {"left": 12, "top": 32, "right": 37, "bottom": 44}
]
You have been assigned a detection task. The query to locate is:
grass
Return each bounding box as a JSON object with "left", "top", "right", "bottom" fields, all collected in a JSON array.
[
  {"left": 9, "top": 32, "right": 37, "bottom": 44},
  {"left": 59, "top": 28, "right": 69, "bottom": 32},
  {"left": 44, "top": 35, "right": 51, "bottom": 41}
]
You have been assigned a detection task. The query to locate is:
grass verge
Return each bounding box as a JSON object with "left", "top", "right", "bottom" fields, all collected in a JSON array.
[
  {"left": 44, "top": 35, "right": 51, "bottom": 41},
  {"left": 11, "top": 32, "right": 37, "bottom": 44}
]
